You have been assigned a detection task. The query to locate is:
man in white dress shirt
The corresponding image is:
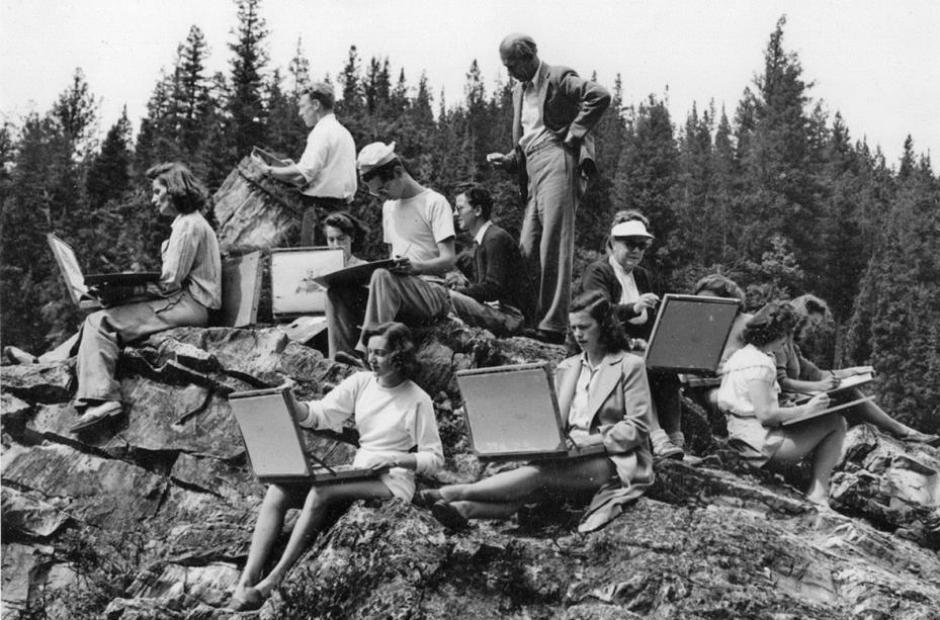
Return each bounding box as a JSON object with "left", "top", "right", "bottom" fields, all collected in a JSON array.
[{"left": 256, "top": 82, "right": 357, "bottom": 245}]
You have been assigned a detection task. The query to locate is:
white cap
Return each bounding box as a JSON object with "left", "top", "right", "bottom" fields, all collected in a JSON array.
[
  {"left": 357, "top": 141, "right": 397, "bottom": 173},
  {"left": 611, "top": 220, "right": 654, "bottom": 239}
]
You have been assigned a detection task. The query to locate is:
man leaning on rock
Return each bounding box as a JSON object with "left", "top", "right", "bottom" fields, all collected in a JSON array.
[{"left": 253, "top": 82, "right": 357, "bottom": 246}]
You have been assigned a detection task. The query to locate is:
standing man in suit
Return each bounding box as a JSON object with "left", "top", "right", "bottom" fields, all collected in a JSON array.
[
  {"left": 449, "top": 184, "right": 533, "bottom": 335},
  {"left": 487, "top": 34, "right": 611, "bottom": 344},
  {"left": 254, "top": 82, "right": 357, "bottom": 246}
]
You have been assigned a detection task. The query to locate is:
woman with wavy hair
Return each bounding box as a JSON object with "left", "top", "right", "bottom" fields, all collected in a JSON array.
[
  {"left": 230, "top": 322, "right": 444, "bottom": 610},
  {"left": 70, "top": 162, "right": 221, "bottom": 432},
  {"left": 422, "top": 290, "right": 654, "bottom": 533},
  {"left": 717, "top": 302, "right": 845, "bottom": 505}
]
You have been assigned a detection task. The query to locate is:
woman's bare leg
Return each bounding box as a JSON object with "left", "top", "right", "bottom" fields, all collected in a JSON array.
[
  {"left": 841, "top": 388, "right": 922, "bottom": 438},
  {"left": 441, "top": 457, "right": 614, "bottom": 520},
  {"left": 771, "top": 413, "right": 847, "bottom": 505},
  {"left": 234, "top": 485, "right": 295, "bottom": 597},
  {"left": 253, "top": 480, "right": 392, "bottom": 596}
]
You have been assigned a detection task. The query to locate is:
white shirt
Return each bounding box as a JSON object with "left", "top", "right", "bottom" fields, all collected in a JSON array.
[
  {"left": 473, "top": 220, "right": 492, "bottom": 246},
  {"left": 518, "top": 61, "right": 552, "bottom": 153},
  {"left": 382, "top": 188, "right": 455, "bottom": 280},
  {"left": 301, "top": 372, "right": 444, "bottom": 476},
  {"left": 609, "top": 255, "right": 648, "bottom": 326},
  {"left": 567, "top": 354, "right": 604, "bottom": 440},
  {"left": 296, "top": 113, "right": 357, "bottom": 200}
]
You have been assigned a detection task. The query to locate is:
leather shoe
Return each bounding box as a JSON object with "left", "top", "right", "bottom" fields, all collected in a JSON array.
[
  {"left": 431, "top": 500, "right": 469, "bottom": 530},
  {"left": 70, "top": 401, "right": 123, "bottom": 433}
]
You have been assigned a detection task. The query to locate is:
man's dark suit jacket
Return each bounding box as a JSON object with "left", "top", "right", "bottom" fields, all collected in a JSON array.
[
  {"left": 455, "top": 223, "right": 534, "bottom": 322},
  {"left": 502, "top": 62, "right": 611, "bottom": 201},
  {"left": 579, "top": 258, "right": 659, "bottom": 340}
]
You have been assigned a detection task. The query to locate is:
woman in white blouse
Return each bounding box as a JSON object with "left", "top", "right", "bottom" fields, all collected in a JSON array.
[
  {"left": 230, "top": 322, "right": 444, "bottom": 611},
  {"left": 70, "top": 162, "right": 221, "bottom": 432},
  {"left": 717, "top": 302, "right": 844, "bottom": 506}
]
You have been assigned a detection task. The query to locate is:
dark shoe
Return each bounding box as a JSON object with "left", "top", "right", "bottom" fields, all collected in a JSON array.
[
  {"left": 431, "top": 500, "right": 469, "bottom": 530},
  {"left": 70, "top": 401, "right": 123, "bottom": 433},
  {"left": 414, "top": 488, "right": 443, "bottom": 508},
  {"left": 334, "top": 350, "right": 366, "bottom": 368},
  {"left": 523, "top": 328, "right": 566, "bottom": 345}
]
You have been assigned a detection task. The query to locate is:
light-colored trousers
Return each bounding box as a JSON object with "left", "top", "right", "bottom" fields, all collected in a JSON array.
[
  {"left": 520, "top": 140, "right": 579, "bottom": 334},
  {"left": 449, "top": 291, "right": 524, "bottom": 336},
  {"left": 74, "top": 291, "right": 208, "bottom": 404},
  {"left": 325, "top": 268, "right": 451, "bottom": 357}
]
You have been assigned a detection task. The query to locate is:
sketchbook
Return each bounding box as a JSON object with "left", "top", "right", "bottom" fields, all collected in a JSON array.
[
  {"left": 251, "top": 146, "right": 292, "bottom": 167},
  {"left": 228, "top": 386, "right": 381, "bottom": 484},
  {"left": 782, "top": 395, "right": 876, "bottom": 426},
  {"left": 311, "top": 259, "right": 401, "bottom": 288},
  {"left": 793, "top": 372, "right": 875, "bottom": 404},
  {"left": 644, "top": 294, "right": 740, "bottom": 373},
  {"left": 456, "top": 363, "right": 606, "bottom": 462},
  {"left": 47, "top": 233, "right": 160, "bottom": 307}
]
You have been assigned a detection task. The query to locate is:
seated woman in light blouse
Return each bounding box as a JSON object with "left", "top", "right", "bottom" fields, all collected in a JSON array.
[
  {"left": 717, "top": 302, "right": 844, "bottom": 505},
  {"left": 229, "top": 322, "right": 444, "bottom": 611},
  {"left": 70, "top": 162, "right": 221, "bottom": 432},
  {"left": 776, "top": 298, "right": 938, "bottom": 445},
  {"left": 421, "top": 291, "right": 654, "bottom": 533}
]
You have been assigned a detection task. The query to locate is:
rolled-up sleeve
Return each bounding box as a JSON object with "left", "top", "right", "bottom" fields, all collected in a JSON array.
[{"left": 412, "top": 398, "right": 444, "bottom": 475}]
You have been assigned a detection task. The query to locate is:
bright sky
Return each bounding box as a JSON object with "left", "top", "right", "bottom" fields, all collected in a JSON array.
[{"left": 1, "top": 0, "right": 938, "bottom": 165}]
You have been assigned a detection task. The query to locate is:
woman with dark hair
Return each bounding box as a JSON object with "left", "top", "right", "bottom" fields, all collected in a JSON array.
[
  {"left": 422, "top": 290, "right": 654, "bottom": 533},
  {"left": 322, "top": 210, "right": 368, "bottom": 267},
  {"left": 777, "top": 299, "right": 939, "bottom": 445},
  {"left": 230, "top": 322, "right": 443, "bottom": 610},
  {"left": 70, "top": 162, "right": 221, "bottom": 432},
  {"left": 717, "top": 302, "right": 845, "bottom": 505}
]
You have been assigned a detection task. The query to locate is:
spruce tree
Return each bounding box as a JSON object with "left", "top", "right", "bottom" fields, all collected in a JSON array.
[{"left": 227, "top": 0, "right": 269, "bottom": 157}]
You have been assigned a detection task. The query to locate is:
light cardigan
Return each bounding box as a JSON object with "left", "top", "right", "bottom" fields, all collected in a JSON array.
[{"left": 300, "top": 372, "right": 444, "bottom": 476}]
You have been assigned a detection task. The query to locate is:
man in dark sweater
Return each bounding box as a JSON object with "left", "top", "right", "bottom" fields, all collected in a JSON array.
[{"left": 449, "top": 185, "right": 533, "bottom": 335}]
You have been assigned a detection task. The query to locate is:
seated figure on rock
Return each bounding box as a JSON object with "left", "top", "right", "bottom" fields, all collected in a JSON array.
[
  {"left": 578, "top": 210, "right": 684, "bottom": 460},
  {"left": 775, "top": 298, "right": 938, "bottom": 446},
  {"left": 717, "top": 302, "right": 845, "bottom": 506},
  {"left": 70, "top": 162, "right": 221, "bottom": 433},
  {"left": 421, "top": 291, "right": 654, "bottom": 533},
  {"left": 230, "top": 322, "right": 444, "bottom": 611},
  {"left": 448, "top": 184, "right": 534, "bottom": 336},
  {"left": 326, "top": 142, "right": 457, "bottom": 362}
]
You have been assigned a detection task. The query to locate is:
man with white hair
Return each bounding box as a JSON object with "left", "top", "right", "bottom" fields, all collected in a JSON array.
[
  {"left": 488, "top": 33, "right": 611, "bottom": 344},
  {"left": 326, "top": 142, "right": 456, "bottom": 361}
]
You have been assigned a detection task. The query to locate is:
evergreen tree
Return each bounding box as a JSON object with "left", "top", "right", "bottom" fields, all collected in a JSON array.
[
  {"left": 86, "top": 107, "right": 132, "bottom": 208},
  {"left": 227, "top": 0, "right": 269, "bottom": 156}
]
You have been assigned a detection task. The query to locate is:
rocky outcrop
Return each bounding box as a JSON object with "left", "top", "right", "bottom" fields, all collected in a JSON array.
[
  {"left": 212, "top": 157, "right": 305, "bottom": 252},
  {"left": 2, "top": 323, "right": 939, "bottom": 619}
]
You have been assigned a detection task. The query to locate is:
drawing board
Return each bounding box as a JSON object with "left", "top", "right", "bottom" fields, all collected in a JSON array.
[
  {"left": 644, "top": 294, "right": 740, "bottom": 373},
  {"left": 270, "top": 247, "right": 344, "bottom": 319}
]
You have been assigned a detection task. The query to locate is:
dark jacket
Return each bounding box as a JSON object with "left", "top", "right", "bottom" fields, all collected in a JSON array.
[
  {"left": 579, "top": 258, "right": 658, "bottom": 340},
  {"left": 455, "top": 223, "right": 534, "bottom": 322},
  {"left": 502, "top": 62, "right": 611, "bottom": 202}
]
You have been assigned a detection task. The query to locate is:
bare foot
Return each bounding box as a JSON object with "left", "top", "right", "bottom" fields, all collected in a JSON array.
[{"left": 228, "top": 586, "right": 264, "bottom": 611}]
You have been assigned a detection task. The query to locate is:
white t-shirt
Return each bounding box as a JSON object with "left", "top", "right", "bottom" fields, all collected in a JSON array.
[
  {"left": 382, "top": 188, "right": 455, "bottom": 265},
  {"left": 296, "top": 113, "right": 357, "bottom": 200}
]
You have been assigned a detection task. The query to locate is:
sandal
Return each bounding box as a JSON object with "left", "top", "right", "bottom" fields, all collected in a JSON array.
[{"left": 431, "top": 500, "right": 469, "bottom": 530}]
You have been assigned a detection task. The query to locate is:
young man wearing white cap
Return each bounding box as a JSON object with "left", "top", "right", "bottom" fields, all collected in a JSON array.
[
  {"left": 326, "top": 142, "right": 456, "bottom": 360},
  {"left": 579, "top": 211, "right": 685, "bottom": 460},
  {"left": 254, "top": 82, "right": 357, "bottom": 245}
]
